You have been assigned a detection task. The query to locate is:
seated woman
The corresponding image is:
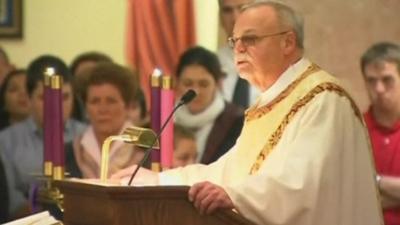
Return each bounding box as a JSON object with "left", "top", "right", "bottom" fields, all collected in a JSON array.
[
  {"left": 0, "top": 55, "right": 86, "bottom": 219},
  {"left": 174, "top": 46, "right": 244, "bottom": 164},
  {"left": 0, "top": 70, "right": 31, "bottom": 130},
  {"left": 73, "top": 62, "right": 144, "bottom": 178}
]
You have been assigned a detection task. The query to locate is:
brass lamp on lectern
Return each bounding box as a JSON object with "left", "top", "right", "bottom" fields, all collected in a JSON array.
[{"left": 100, "top": 126, "right": 160, "bottom": 182}]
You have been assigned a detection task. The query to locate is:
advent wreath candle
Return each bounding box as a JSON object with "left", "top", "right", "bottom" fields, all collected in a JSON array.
[
  {"left": 160, "top": 75, "right": 174, "bottom": 170},
  {"left": 43, "top": 68, "right": 54, "bottom": 177},
  {"left": 150, "top": 69, "right": 162, "bottom": 172},
  {"left": 50, "top": 74, "right": 64, "bottom": 180}
]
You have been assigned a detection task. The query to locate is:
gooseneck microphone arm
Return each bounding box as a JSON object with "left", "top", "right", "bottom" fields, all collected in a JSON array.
[{"left": 127, "top": 89, "right": 196, "bottom": 186}]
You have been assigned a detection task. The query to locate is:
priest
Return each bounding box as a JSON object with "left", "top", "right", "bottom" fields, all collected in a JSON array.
[{"left": 112, "top": 1, "right": 382, "bottom": 224}]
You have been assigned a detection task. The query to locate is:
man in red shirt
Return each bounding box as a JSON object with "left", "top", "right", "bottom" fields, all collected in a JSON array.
[{"left": 362, "top": 42, "right": 400, "bottom": 225}]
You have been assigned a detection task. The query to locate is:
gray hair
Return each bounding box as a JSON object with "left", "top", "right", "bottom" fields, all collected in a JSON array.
[
  {"left": 241, "top": 0, "right": 304, "bottom": 49},
  {"left": 360, "top": 42, "right": 400, "bottom": 75},
  {"left": 218, "top": 0, "right": 255, "bottom": 10}
]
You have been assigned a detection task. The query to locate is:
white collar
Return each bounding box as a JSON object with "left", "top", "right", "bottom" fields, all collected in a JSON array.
[{"left": 257, "top": 58, "right": 311, "bottom": 107}]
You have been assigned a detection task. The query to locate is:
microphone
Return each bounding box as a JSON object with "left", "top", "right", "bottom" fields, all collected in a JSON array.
[
  {"left": 179, "top": 89, "right": 196, "bottom": 105},
  {"left": 127, "top": 89, "right": 197, "bottom": 185}
]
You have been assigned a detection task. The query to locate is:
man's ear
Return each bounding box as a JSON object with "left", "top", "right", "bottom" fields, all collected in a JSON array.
[{"left": 282, "top": 31, "right": 297, "bottom": 55}]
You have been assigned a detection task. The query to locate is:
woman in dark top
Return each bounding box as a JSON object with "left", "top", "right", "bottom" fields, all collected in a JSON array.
[
  {"left": 0, "top": 70, "right": 30, "bottom": 130},
  {"left": 174, "top": 46, "right": 244, "bottom": 164}
]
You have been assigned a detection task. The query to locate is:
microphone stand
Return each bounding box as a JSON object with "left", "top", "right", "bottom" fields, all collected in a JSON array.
[{"left": 127, "top": 101, "right": 185, "bottom": 186}]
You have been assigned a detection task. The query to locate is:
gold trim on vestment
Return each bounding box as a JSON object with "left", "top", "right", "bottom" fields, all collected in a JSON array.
[
  {"left": 249, "top": 82, "right": 363, "bottom": 174},
  {"left": 245, "top": 63, "right": 321, "bottom": 122}
]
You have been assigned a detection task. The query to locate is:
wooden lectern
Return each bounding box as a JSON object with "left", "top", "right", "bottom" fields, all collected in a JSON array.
[{"left": 55, "top": 180, "right": 256, "bottom": 225}]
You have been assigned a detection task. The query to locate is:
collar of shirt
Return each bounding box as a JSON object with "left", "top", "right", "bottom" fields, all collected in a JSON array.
[
  {"left": 365, "top": 107, "right": 400, "bottom": 133},
  {"left": 257, "top": 58, "right": 311, "bottom": 107},
  {"left": 26, "top": 116, "right": 40, "bottom": 136}
]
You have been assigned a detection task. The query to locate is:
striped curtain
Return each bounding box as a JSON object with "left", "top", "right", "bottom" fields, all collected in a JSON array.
[{"left": 125, "top": 0, "right": 196, "bottom": 105}]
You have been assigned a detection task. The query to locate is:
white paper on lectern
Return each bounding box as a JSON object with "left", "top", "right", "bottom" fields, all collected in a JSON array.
[{"left": 3, "top": 211, "right": 60, "bottom": 225}]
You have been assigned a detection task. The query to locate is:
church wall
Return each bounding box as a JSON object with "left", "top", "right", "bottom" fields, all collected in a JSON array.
[{"left": 1, "top": 0, "right": 399, "bottom": 110}]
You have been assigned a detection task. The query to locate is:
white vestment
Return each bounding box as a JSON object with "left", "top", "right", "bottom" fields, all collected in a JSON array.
[{"left": 160, "top": 58, "right": 383, "bottom": 225}]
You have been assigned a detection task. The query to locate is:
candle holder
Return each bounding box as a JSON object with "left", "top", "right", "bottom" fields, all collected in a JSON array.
[
  {"left": 32, "top": 175, "right": 65, "bottom": 220},
  {"left": 37, "top": 178, "right": 64, "bottom": 210}
]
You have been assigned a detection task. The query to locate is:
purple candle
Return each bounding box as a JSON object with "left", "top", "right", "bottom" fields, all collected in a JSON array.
[
  {"left": 150, "top": 69, "right": 162, "bottom": 172},
  {"left": 43, "top": 68, "right": 53, "bottom": 176},
  {"left": 51, "top": 75, "right": 64, "bottom": 180}
]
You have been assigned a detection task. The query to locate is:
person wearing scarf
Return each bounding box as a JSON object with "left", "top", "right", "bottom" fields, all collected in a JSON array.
[{"left": 174, "top": 46, "right": 244, "bottom": 164}]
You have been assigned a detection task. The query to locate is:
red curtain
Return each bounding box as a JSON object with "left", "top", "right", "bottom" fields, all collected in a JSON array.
[{"left": 125, "top": 0, "right": 196, "bottom": 105}]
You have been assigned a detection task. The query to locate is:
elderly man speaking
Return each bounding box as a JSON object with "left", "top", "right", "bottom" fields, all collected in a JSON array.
[{"left": 112, "top": 1, "right": 382, "bottom": 224}]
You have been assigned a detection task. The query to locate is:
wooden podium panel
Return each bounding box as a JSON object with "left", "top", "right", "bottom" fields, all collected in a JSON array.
[{"left": 55, "top": 180, "right": 255, "bottom": 225}]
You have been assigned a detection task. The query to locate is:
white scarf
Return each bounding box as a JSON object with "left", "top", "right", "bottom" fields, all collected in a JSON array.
[
  {"left": 175, "top": 91, "right": 225, "bottom": 128},
  {"left": 175, "top": 92, "right": 225, "bottom": 161}
]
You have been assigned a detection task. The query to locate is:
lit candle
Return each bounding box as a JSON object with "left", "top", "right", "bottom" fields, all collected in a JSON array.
[
  {"left": 43, "top": 67, "right": 54, "bottom": 177},
  {"left": 160, "top": 75, "right": 174, "bottom": 170},
  {"left": 150, "top": 68, "right": 162, "bottom": 172}
]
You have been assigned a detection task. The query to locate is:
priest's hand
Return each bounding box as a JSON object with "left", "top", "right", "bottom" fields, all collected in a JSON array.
[
  {"left": 110, "top": 165, "right": 159, "bottom": 186},
  {"left": 188, "top": 181, "right": 234, "bottom": 215}
]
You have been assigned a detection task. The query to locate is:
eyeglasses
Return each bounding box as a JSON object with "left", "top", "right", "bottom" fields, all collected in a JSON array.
[{"left": 227, "top": 31, "right": 290, "bottom": 48}]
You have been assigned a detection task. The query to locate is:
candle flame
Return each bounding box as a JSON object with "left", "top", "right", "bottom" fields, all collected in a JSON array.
[
  {"left": 152, "top": 68, "right": 162, "bottom": 77},
  {"left": 45, "top": 67, "right": 55, "bottom": 76}
]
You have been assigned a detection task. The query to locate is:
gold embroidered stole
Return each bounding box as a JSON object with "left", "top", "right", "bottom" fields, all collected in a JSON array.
[{"left": 231, "top": 64, "right": 361, "bottom": 176}]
